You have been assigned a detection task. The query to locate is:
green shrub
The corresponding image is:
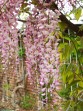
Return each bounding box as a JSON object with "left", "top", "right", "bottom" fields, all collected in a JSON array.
[{"left": 20, "top": 94, "right": 36, "bottom": 110}]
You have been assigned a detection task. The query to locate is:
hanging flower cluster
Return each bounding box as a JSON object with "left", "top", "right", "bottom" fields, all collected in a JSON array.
[
  {"left": 38, "top": 0, "right": 76, "bottom": 5},
  {"left": 24, "top": 7, "right": 61, "bottom": 103},
  {"left": 38, "top": 0, "right": 76, "bottom": 13},
  {"left": 0, "top": 0, "right": 22, "bottom": 74}
]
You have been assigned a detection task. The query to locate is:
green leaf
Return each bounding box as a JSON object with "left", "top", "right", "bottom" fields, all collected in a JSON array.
[
  {"left": 80, "top": 37, "right": 83, "bottom": 47},
  {"left": 59, "top": 22, "right": 67, "bottom": 31},
  {"left": 77, "top": 101, "right": 83, "bottom": 111},
  {"left": 67, "top": 75, "right": 74, "bottom": 84},
  {"left": 60, "top": 64, "right": 67, "bottom": 83},
  {"left": 69, "top": 80, "right": 80, "bottom": 87},
  {"left": 79, "top": 81, "right": 83, "bottom": 88},
  {"left": 79, "top": 25, "right": 83, "bottom": 31},
  {"left": 62, "top": 100, "right": 70, "bottom": 111},
  {"left": 74, "top": 8, "right": 82, "bottom": 20}
]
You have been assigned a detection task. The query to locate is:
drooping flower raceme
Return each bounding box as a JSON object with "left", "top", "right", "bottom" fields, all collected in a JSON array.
[
  {"left": 0, "top": 0, "right": 23, "bottom": 74},
  {"left": 24, "top": 7, "right": 61, "bottom": 104},
  {"left": 38, "top": 0, "right": 76, "bottom": 13}
]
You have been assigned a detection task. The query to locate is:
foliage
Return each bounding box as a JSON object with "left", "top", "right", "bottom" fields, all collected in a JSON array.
[
  {"left": 20, "top": 94, "right": 36, "bottom": 110},
  {"left": 18, "top": 47, "right": 25, "bottom": 58},
  {"left": 69, "top": 7, "right": 82, "bottom": 21},
  {"left": 58, "top": 27, "right": 83, "bottom": 110},
  {"left": 3, "top": 83, "right": 10, "bottom": 91}
]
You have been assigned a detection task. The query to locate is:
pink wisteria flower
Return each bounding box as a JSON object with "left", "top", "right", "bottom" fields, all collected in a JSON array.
[
  {"left": 24, "top": 6, "right": 61, "bottom": 104},
  {"left": 0, "top": 0, "right": 23, "bottom": 74}
]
